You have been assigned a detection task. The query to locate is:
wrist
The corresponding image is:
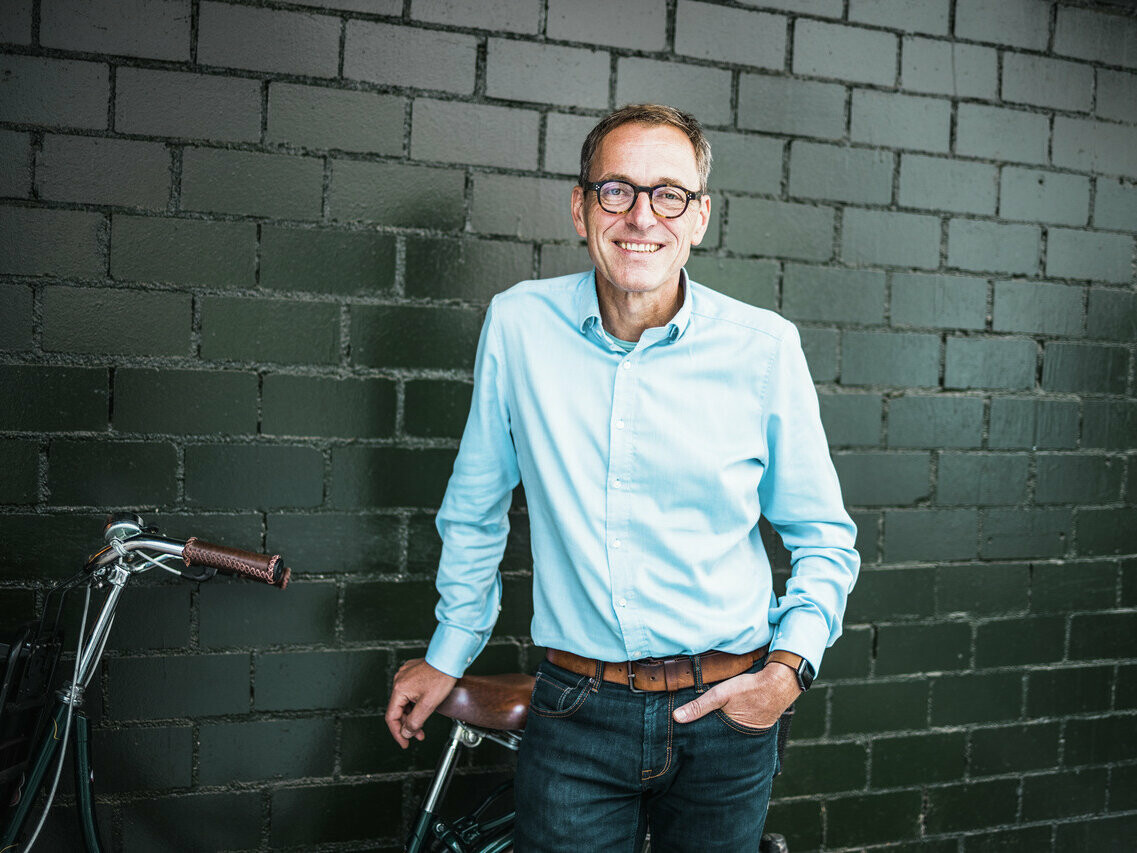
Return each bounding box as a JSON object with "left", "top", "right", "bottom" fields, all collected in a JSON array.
[{"left": 765, "top": 650, "right": 815, "bottom": 692}]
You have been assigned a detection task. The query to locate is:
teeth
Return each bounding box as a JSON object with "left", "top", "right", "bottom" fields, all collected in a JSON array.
[{"left": 616, "top": 241, "right": 660, "bottom": 253}]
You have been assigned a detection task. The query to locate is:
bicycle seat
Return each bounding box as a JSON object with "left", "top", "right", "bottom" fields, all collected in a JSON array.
[{"left": 436, "top": 673, "right": 535, "bottom": 731}]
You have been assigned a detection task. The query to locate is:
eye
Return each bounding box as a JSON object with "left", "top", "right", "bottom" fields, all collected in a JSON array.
[
  {"left": 600, "top": 182, "right": 632, "bottom": 200},
  {"left": 655, "top": 187, "right": 684, "bottom": 203}
]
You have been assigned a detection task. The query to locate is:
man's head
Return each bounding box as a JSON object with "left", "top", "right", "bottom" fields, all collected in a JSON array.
[{"left": 572, "top": 104, "right": 712, "bottom": 300}]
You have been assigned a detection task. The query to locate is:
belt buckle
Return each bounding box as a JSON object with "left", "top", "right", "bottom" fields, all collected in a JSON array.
[{"left": 626, "top": 662, "right": 646, "bottom": 694}]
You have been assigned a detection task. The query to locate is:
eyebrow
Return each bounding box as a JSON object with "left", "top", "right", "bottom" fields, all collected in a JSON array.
[{"left": 597, "top": 172, "right": 697, "bottom": 189}]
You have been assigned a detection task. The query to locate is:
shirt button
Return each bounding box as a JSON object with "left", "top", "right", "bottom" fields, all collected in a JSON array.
[
  {"left": 612, "top": 539, "right": 622, "bottom": 549},
  {"left": 613, "top": 478, "right": 622, "bottom": 488},
  {"left": 622, "top": 361, "right": 632, "bottom": 370},
  {"left": 617, "top": 598, "right": 627, "bottom": 607},
  {"left": 616, "top": 419, "right": 625, "bottom": 429}
]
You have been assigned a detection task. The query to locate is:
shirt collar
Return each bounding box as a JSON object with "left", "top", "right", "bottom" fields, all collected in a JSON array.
[{"left": 575, "top": 268, "right": 693, "bottom": 343}]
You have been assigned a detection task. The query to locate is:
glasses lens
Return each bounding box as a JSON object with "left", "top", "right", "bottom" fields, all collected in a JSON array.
[
  {"left": 597, "top": 181, "right": 635, "bottom": 212},
  {"left": 651, "top": 186, "right": 689, "bottom": 217}
]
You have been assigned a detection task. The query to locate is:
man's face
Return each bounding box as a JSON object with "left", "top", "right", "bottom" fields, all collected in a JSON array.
[{"left": 571, "top": 122, "right": 711, "bottom": 299}]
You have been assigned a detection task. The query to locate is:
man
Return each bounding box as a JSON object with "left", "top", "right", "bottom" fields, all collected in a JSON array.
[{"left": 386, "top": 104, "right": 859, "bottom": 851}]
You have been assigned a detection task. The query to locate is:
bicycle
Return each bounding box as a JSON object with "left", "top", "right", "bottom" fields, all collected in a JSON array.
[
  {"left": 0, "top": 512, "right": 290, "bottom": 853},
  {"left": 406, "top": 671, "right": 793, "bottom": 853}
]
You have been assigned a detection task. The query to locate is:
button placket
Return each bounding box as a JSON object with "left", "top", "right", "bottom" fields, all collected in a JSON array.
[{"left": 608, "top": 352, "right": 639, "bottom": 649}]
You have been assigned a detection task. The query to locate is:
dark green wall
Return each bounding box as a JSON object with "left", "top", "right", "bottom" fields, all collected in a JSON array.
[{"left": 1, "top": 0, "right": 1135, "bottom": 850}]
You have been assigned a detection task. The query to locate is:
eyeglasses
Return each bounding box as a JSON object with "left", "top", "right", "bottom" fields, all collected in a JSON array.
[{"left": 583, "top": 179, "right": 703, "bottom": 219}]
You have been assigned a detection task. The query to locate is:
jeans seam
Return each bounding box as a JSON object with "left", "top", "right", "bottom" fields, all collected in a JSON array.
[
  {"left": 712, "top": 708, "right": 776, "bottom": 736},
  {"left": 530, "top": 670, "right": 592, "bottom": 719},
  {"left": 640, "top": 692, "right": 675, "bottom": 782}
]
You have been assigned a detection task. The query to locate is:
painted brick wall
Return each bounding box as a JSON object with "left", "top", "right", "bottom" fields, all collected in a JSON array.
[{"left": 1, "top": 0, "right": 1135, "bottom": 850}]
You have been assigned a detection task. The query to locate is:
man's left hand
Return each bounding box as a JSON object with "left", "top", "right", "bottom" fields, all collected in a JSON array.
[{"left": 672, "top": 660, "right": 801, "bottom": 729}]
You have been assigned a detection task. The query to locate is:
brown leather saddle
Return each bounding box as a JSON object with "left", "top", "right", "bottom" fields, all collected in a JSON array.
[{"left": 435, "top": 673, "right": 535, "bottom": 731}]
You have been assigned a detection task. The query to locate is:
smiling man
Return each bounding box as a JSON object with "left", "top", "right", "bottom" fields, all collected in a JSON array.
[{"left": 386, "top": 104, "right": 860, "bottom": 852}]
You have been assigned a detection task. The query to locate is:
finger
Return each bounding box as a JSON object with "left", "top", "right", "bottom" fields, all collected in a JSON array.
[
  {"left": 405, "top": 696, "right": 439, "bottom": 734},
  {"left": 673, "top": 687, "right": 723, "bottom": 724},
  {"left": 384, "top": 694, "right": 412, "bottom": 748}
]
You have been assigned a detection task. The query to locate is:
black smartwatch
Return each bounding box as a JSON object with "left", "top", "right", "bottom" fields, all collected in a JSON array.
[{"left": 766, "top": 650, "right": 815, "bottom": 692}]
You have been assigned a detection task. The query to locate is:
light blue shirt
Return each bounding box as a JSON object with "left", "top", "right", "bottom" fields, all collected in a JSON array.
[{"left": 426, "top": 270, "right": 859, "bottom": 678}]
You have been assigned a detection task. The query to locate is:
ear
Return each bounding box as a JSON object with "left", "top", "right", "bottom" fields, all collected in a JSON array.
[
  {"left": 689, "top": 194, "right": 711, "bottom": 247},
  {"left": 571, "top": 185, "right": 587, "bottom": 239}
]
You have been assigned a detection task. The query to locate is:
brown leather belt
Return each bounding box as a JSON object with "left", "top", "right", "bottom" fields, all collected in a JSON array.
[{"left": 546, "top": 646, "right": 768, "bottom": 693}]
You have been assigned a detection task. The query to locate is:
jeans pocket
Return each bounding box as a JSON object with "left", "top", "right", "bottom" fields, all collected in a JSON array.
[
  {"left": 712, "top": 708, "right": 778, "bottom": 736},
  {"left": 529, "top": 662, "right": 594, "bottom": 719}
]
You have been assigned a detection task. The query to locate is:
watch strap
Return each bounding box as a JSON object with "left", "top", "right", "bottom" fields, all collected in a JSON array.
[{"left": 765, "top": 650, "right": 815, "bottom": 691}]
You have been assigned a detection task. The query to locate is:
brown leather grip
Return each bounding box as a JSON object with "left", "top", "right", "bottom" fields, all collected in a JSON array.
[{"left": 182, "top": 538, "right": 290, "bottom": 589}]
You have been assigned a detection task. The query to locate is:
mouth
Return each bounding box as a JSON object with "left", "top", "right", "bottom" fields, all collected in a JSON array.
[{"left": 614, "top": 240, "right": 663, "bottom": 254}]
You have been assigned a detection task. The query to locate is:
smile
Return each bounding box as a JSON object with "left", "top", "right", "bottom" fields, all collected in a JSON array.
[{"left": 615, "top": 241, "right": 662, "bottom": 253}]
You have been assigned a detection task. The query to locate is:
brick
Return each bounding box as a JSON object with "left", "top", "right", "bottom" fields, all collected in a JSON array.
[
  {"left": 263, "top": 375, "right": 395, "bottom": 439},
  {"left": 931, "top": 671, "right": 1021, "bottom": 725},
  {"left": 793, "top": 20, "right": 897, "bottom": 86},
  {"left": 1003, "top": 54, "right": 1093, "bottom": 112},
  {"left": 350, "top": 305, "right": 481, "bottom": 370},
  {"left": 739, "top": 0, "right": 841, "bottom": 15},
  {"left": 342, "top": 580, "right": 437, "bottom": 642},
  {"left": 199, "top": 718, "right": 334, "bottom": 784},
  {"left": 107, "top": 653, "right": 249, "bottom": 718},
  {"left": 957, "top": 104, "right": 1049, "bottom": 166},
  {"left": 199, "top": 578, "right": 336, "bottom": 647},
  {"left": 1001, "top": 168, "right": 1091, "bottom": 227},
  {"left": 1097, "top": 70, "right": 1137, "bottom": 123},
  {"left": 342, "top": 712, "right": 452, "bottom": 775},
  {"left": 330, "top": 159, "right": 465, "bottom": 229},
  {"left": 260, "top": 226, "right": 395, "bottom": 295},
  {"left": 487, "top": 39, "right": 608, "bottom": 108},
  {"left": 1032, "top": 560, "right": 1118, "bottom": 613},
  {"left": 685, "top": 255, "right": 778, "bottom": 310},
  {"left": 0, "top": 55, "right": 108, "bottom": 129},
  {"left": 992, "top": 280, "right": 1083, "bottom": 337},
  {"left": 539, "top": 243, "right": 593, "bottom": 280},
  {"left": 198, "top": 1, "right": 338, "bottom": 77},
  {"left": 981, "top": 508, "right": 1071, "bottom": 559},
  {"left": 410, "top": 0, "right": 539, "bottom": 33},
  {"left": 851, "top": 90, "right": 950, "bottom": 153},
  {"left": 405, "top": 236, "right": 530, "bottom": 303},
  {"left": 850, "top": 510, "right": 880, "bottom": 564},
  {"left": 975, "top": 615, "right": 1065, "bottom": 667},
  {"left": 270, "top": 781, "right": 402, "bottom": 846},
  {"left": 1037, "top": 454, "right": 1124, "bottom": 504},
  {"left": 884, "top": 508, "right": 978, "bottom": 561},
  {"left": 114, "top": 68, "right": 260, "bottom": 142},
  {"left": 842, "top": 332, "right": 940, "bottom": 388},
  {"left": 1042, "top": 342, "right": 1128, "bottom": 394},
  {"left": 833, "top": 452, "right": 929, "bottom": 506},
  {"left": 775, "top": 742, "right": 865, "bottom": 797},
  {"left": 181, "top": 148, "right": 323, "bottom": 220},
  {"left": 967, "top": 827, "right": 1054, "bottom": 852},
  {"left": 0, "top": 129, "right": 29, "bottom": 197},
  {"left": 413, "top": 100, "right": 539, "bottom": 173},
  {"left": 705, "top": 131, "right": 782, "bottom": 195},
  {"left": 948, "top": 219, "right": 1040, "bottom": 275},
  {"left": 290, "top": 0, "right": 399, "bottom": 9},
  {"left": 0, "top": 366, "right": 107, "bottom": 431},
  {"left": 826, "top": 791, "right": 922, "bottom": 848},
  {"left": 789, "top": 142, "right": 892, "bottom": 205},
  {"left": 890, "top": 273, "right": 987, "bottom": 330},
  {"left": 93, "top": 726, "right": 191, "bottom": 792},
  {"left": 1114, "top": 762, "right": 1137, "bottom": 808},
  {"left": 43, "top": 287, "right": 190, "bottom": 356},
  {"left": 877, "top": 623, "right": 970, "bottom": 675},
  {"left": 818, "top": 393, "right": 882, "bottom": 446},
  {"left": 0, "top": 284, "right": 33, "bottom": 351},
  {"left": 549, "top": 0, "right": 666, "bottom": 51},
  {"left": 1027, "top": 666, "right": 1113, "bottom": 717},
  {"left": 115, "top": 368, "right": 256, "bottom": 435},
  {"left": 926, "top": 779, "right": 1019, "bottom": 834},
  {"left": 1046, "top": 228, "right": 1133, "bottom": 283},
  {"left": 0, "top": 206, "right": 103, "bottom": 278},
  {"left": 831, "top": 680, "right": 927, "bottom": 734},
  {"left": 200, "top": 296, "right": 339, "bottom": 364},
  {"left": 842, "top": 208, "right": 940, "bottom": 269},
  {"left": 105, "top": 584, "right": 191, "bottom": 651},
  {"left": 935, "top": 563, "right": 1029, "bottom": 615},
  {"left": 185, "top": 444, "right": 323, "bottom": 509},
  {"left": 849, "top": 0, "right": 949, "bottom": 34},
  {"left": 956, "top": 0, "right": 1049, "bottom": 49},
  {"left": 1087, "top": 289, "right": 1137, "bottom": 342},
  {"left": 844, "top": 567, "right": 935, "bottom": 621},
  {"left": 544, "top": 112, "right": 601, "bottom": 176},
  {"left": 675, "top": 1, "right": 785, "bottom": 69},
  {"left": 1095, "top": 179, "right": 1137, "bottom": 232},
  {"left": 898, "top": 154, "right": 997, "bottom": 216},
  {"left": 267, "top": 83, "right": 404, "bottom": 155},
  {"left": 737, "top": 74, "right": 846, "bottom": 140},
  {"left": 727, "top": 199, "right": 834, "bottom": 261},
  {"left": 471, "top": 174, "right": 577, "bottom": 240},
  {"left": 971, "top": 722, "right": 1060, "bottom": 776},
  {"left": 111, "top": 215, "right": 255, "bottom": 288},
  {"left": 988, "top": 398, "right": 1078, "bottom": 450},
  {"left": 873, "top": 732, "right": 965, "bottom": 788},
  {"left": 901, "top": 37, "right": 996, "bottom": 100},
  {"left": 889, "top": 396, "right": 984, "bottom": 448},
  {"left": 40, "top": 0, "right": 189, "bottom": 60},
  {"left": 1053, "top": 117, "right": 1137, "bottom": 178},
  {"left": 405, "top": 380, "right": 473, "bottom": 439},
  {"left": 1066, "top": 716, "right": 1137, "bottom": 765},
  {"left": 121, "top": 792, "right": 261, "bottom": 851},
  {"left": 0, "top": 512, "right": 108, "bottom": 578},
  {"left": 617, "top": 58, "right": 732, "bottom": 126},
  {"left": 801, "top": 327, "right": 838, "bottom": 381},
  {"left": 822, "top": 627, "right": 872, "bottom": 678},
  {"left": 37, "top": 134, "right": 169, "bottom": 209},
  {"left": 267, "top": 512, "right": 400, "bottom": 574},
  {"left": 1083, "top": 401, "right": 1137, "bottom": 449},
  {"left": 0, "top": 0, "right": 32, "bottom": 42},
  {"left": 255, "top": 649, "right": 390, "bottom": 711},
  {"left": 1077, "top": 508, "right": 1137, "bottom": 556},
  {"left": 330, "top": 447, "right": 456, "bottom": 509},
  {"left": 1025, "top": 768, "right": 1109, "bottom": 823},
  {"left": 0, "top": 440, "right": 37, "bottom": 504},
  {"left": 1055, "top": 7, "right": 1137, "bottom": 69},
  {"left": 345, "top": 21, "right": 477, "bottom": 93},
  {"left": 938, "top": 452, "right": 1028, "bottom": 505}
]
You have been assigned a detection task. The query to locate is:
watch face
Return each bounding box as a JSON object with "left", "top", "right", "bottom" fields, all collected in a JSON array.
[{"left": 799, "top": 660, "right": 816, "bottom": 691}]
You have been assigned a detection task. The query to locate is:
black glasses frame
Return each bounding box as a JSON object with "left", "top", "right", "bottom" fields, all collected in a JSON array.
[{"left": 583, "top": 180, "right": 703, "bottom": 219}]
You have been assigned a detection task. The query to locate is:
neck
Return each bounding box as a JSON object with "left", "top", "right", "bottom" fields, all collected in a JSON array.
[{"left": 596, "top": 274, "right": 684, "bottom": 341}]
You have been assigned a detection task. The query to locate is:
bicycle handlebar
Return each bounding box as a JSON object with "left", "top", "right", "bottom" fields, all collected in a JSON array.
[{"left": 182, "top": 538, "right": 290, "bottom": 589}]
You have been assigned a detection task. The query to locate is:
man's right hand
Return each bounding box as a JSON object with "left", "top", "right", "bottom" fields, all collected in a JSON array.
[{"left": 385, "top": 658, "right": 458, "bottom": 749}]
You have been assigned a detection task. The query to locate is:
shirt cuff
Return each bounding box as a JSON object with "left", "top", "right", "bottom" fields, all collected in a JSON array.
[
  {"left": 425, "top": 623, "right": 486, "bottom": 679},
  {"left": 770, "top": 608, "right": 832, "bottom": 677}
]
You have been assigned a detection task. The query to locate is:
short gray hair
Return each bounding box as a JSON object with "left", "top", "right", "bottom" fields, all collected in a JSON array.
[{"left": 578, "top": 104, "right": 712, "bottom": 192}]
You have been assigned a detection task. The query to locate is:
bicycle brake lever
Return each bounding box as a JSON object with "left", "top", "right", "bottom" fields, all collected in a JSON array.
[{"left": 177, "top": 564, "right": 218, "bottom": 583}]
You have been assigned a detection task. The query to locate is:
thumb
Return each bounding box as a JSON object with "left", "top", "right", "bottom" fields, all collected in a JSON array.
[{"left": 673, "top": 687, "right": 724, "bottom": 724}]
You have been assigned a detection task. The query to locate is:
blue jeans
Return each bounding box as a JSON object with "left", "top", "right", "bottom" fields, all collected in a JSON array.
[{"left": 514, "top": 659, "right": 779, "bottom": 852}]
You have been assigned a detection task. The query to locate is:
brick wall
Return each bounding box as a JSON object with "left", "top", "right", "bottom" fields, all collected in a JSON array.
[{"left": 1, "top": 0, "right": 1135, "bottom": 850}]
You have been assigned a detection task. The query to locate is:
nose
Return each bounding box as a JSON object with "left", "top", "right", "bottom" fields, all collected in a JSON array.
[{"left": 625, "top": 188, "right": 657, "bottom": 229}]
